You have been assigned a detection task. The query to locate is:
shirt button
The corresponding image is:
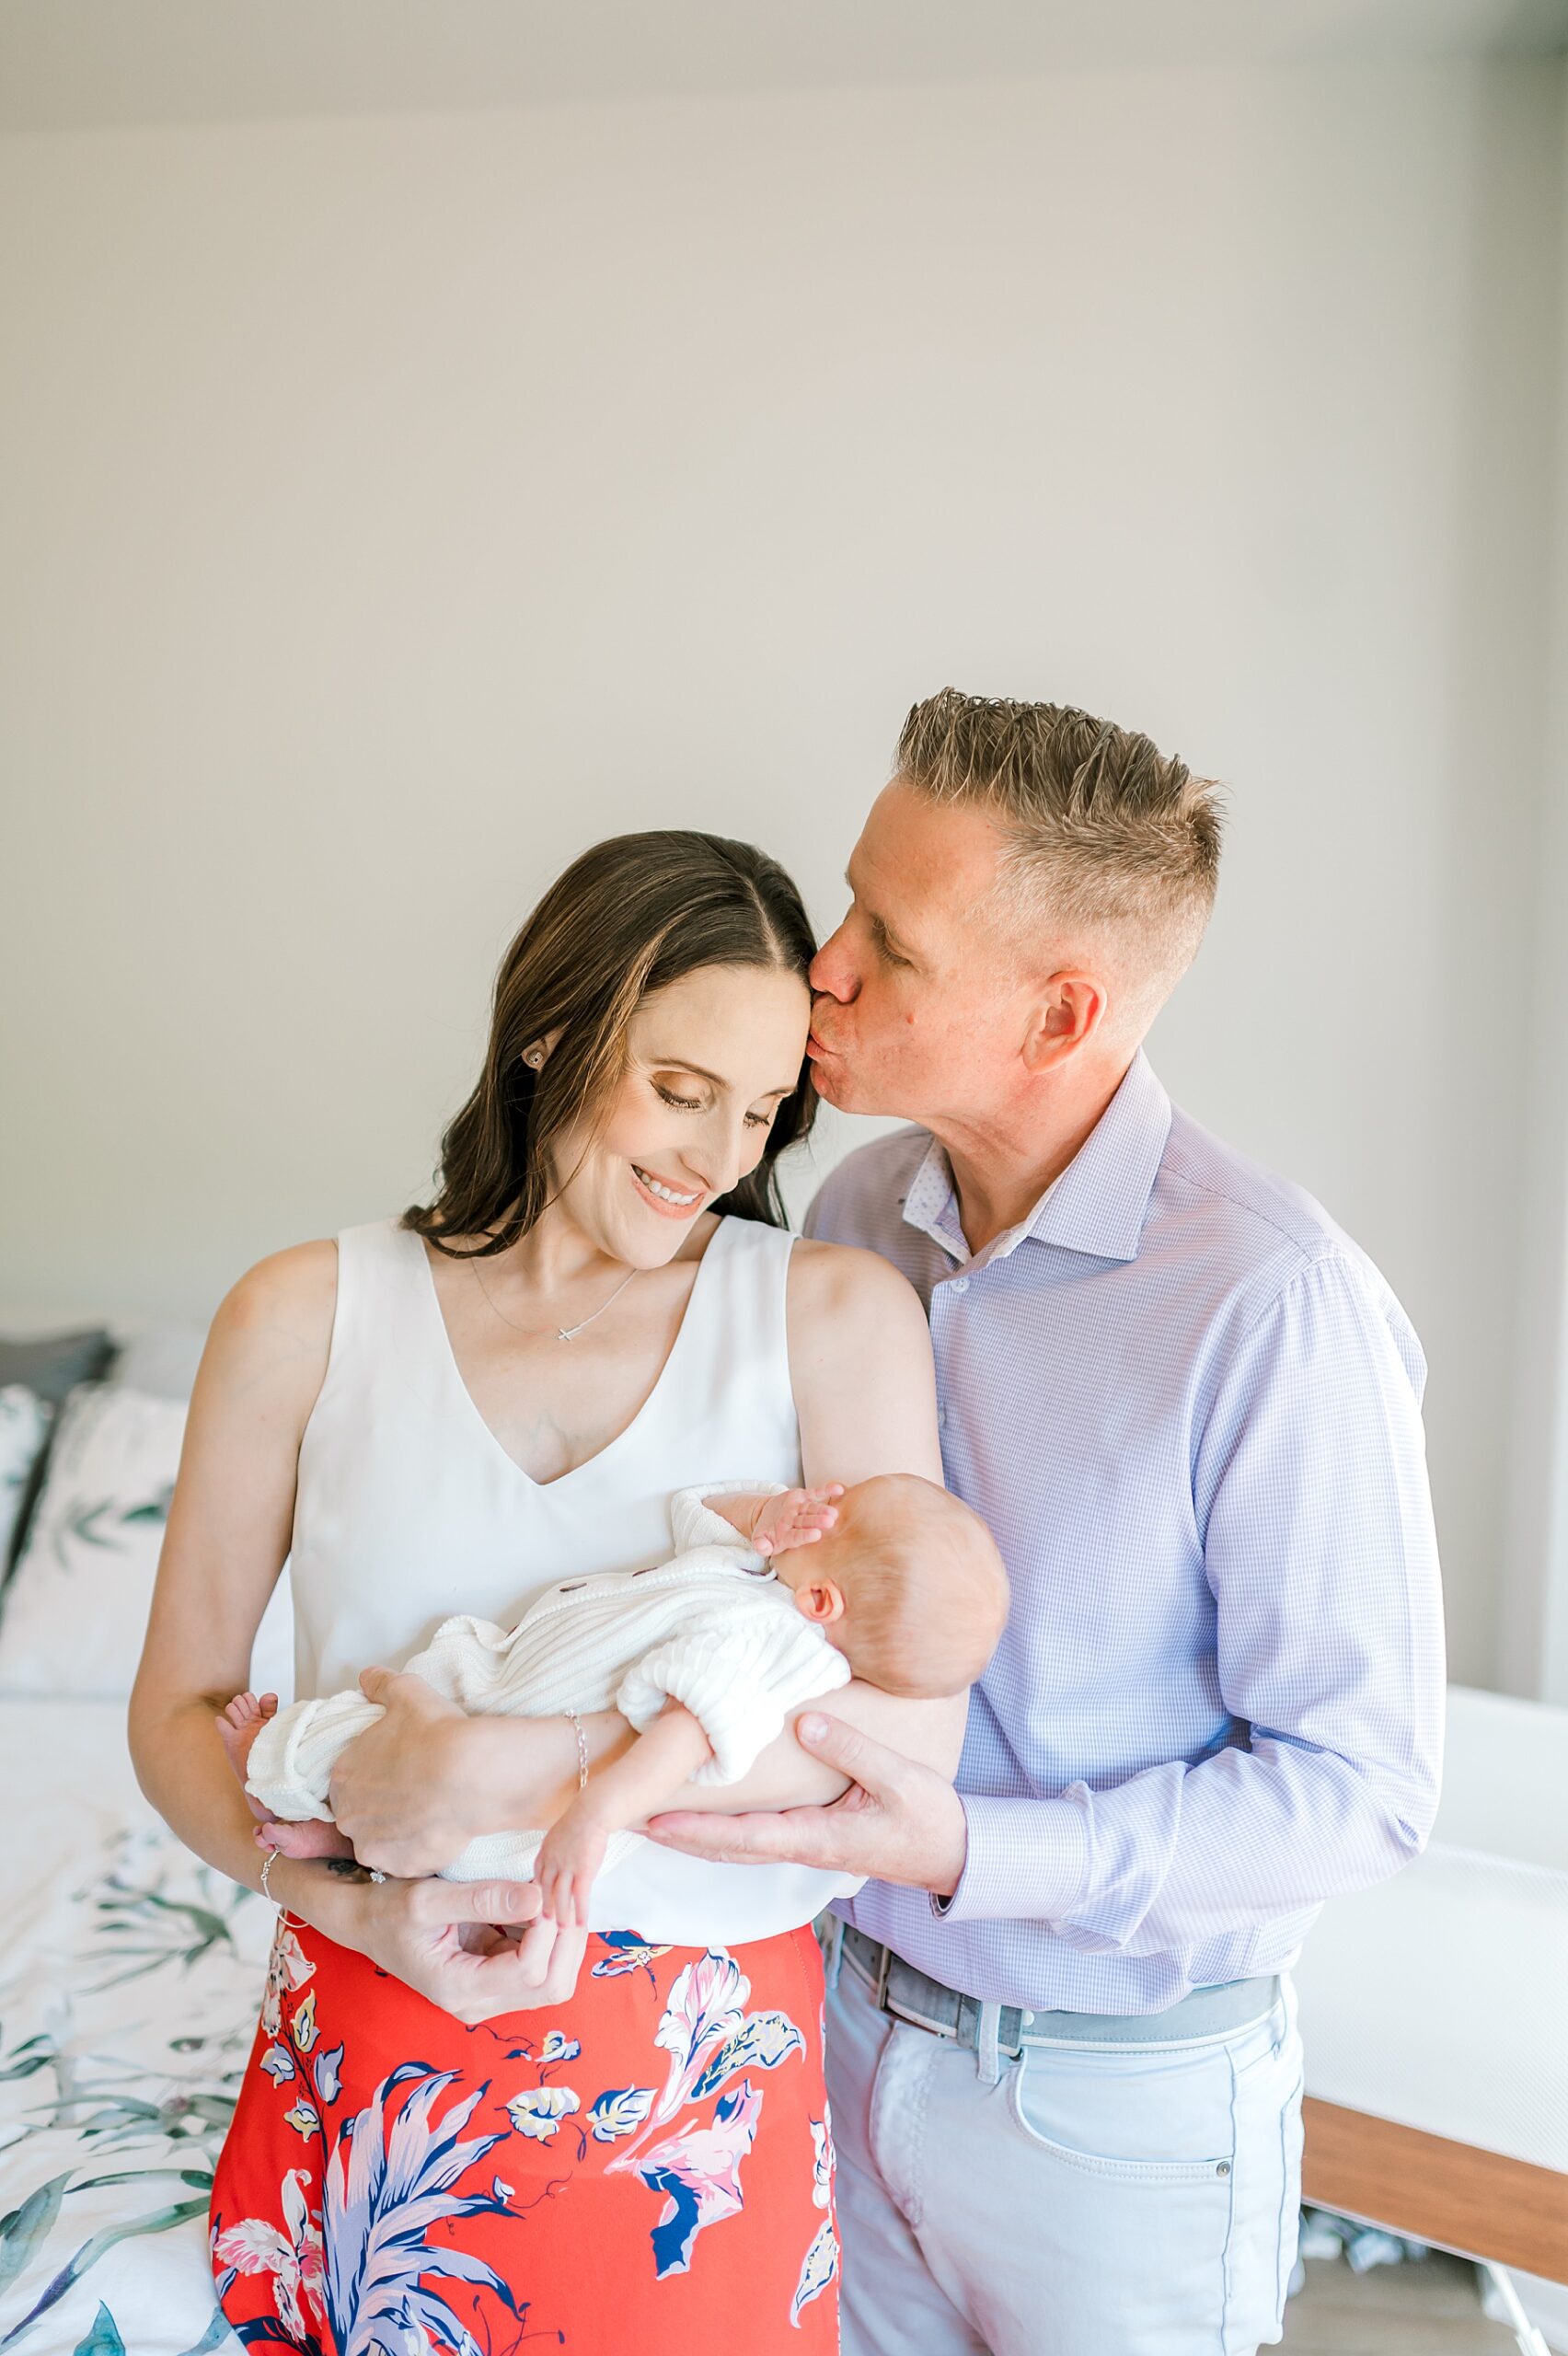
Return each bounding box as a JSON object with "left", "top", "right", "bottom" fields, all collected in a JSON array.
[
  {"left": 951, "top": 1276, "right": 970, "bottom": 1295},
  {"left": 938, "top": 1407, "right": 948, "bottom": 1428}
]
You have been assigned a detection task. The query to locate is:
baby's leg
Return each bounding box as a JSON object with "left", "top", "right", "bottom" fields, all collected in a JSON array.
[{"left": 216, "top": 1692, "right": 355, "bottom": 1859}]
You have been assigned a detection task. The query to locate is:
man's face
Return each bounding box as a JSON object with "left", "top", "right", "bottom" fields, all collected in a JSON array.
[{"left": 808, "top": 781, "right": 1041, "bottom": 1126}]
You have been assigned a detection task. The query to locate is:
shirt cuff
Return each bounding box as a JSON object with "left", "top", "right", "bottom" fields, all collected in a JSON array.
[{"left": 932, "top": 1793, "right": 1091, "bottom": 1927}]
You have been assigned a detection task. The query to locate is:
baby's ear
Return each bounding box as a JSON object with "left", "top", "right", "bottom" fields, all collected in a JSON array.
[{"left": 793, "top": 1580, "right": 846, "bottom": 1626}]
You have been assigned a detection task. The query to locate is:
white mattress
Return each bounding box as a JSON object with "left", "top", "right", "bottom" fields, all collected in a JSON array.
[{"left": 0, "top": 1699, "right": 259, "bottom": 2353}]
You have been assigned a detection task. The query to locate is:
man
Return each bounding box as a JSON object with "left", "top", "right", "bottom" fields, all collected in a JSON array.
[{"left": 652, "top": 690, "right": 1445, "bottom": 2355}]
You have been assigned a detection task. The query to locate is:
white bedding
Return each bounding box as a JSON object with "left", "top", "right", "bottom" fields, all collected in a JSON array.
[{"left": 0, "top": 1700, "right": 261, "bottom": 2355}]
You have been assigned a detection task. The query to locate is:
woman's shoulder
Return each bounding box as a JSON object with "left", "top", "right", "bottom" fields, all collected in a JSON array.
[
  {"left": 164, "top": 1239, "right": 345, "bottom": 1466},
  {"left": 786, "top": 1230, "right": 927, "bottom": 1331},
  {"left": 202, "top": 1239, "right": 340, "bottom": 1410},
  {"left": 218, "top": 1237, "right": 340, "bottom": 1336}
]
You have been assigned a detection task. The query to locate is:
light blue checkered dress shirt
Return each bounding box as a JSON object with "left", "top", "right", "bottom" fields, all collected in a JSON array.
[{"left": 805, "top": 1051, "right": 1446, "bottom": 2015}]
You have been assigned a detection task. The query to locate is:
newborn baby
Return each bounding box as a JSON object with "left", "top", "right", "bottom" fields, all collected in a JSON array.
[{"left": 218, "top": 1471, "right": 1008, "bottom": 1924}]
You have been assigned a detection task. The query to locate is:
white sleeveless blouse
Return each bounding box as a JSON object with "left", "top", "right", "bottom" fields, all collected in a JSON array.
[{"left": 288, "top": 1213, "right": 859, "bottom": 1946}]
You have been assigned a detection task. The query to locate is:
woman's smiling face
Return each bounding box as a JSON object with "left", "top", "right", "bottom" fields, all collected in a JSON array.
[{"left": 548, "top": 961, "right": 810, "bottom": 1266}]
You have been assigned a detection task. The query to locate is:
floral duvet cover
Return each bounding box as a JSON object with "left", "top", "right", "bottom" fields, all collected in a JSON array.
[{"left": 0, "top": 1702, "right": 259, "bottom": 2356}]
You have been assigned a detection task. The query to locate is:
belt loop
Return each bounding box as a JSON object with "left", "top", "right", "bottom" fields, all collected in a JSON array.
[
  {"left": 823, "top": 1913, "right": 844, "bottom": 1992},
  {"left": 976, "top": 2000, "right": 1004, "bottom": 2086},
  {"left": 874, "top": 1940, "right": 893, "bottom": 2012}
]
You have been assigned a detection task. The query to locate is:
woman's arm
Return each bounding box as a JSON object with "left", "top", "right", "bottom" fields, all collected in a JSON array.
[
  {"left": 128, "top": 1243, "right": 577, "bottom": 2022},
  {"left": 647, "top": 1237, "right": 973, "bottom": 1878}
]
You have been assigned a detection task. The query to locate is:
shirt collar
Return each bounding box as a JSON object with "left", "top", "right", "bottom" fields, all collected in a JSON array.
[{"left": 900, "top": 1050, "right": 1173, "bottom": 1270}]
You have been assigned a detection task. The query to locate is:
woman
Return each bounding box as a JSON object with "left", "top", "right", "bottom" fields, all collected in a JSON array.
[{"left": 130, "top": 830, "right": 959, "bottom": 2354}]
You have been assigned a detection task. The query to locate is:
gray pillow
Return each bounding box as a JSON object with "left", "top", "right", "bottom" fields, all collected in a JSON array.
[
  {"left": 0, "top": 1330, "right": 115, "bottom": 1569},
  {"left": 0, "top": 1329, "right": 114, "bottom": 1405}
]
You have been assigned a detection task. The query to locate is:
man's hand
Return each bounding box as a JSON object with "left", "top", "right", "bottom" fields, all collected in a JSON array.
[{"left": 644, "top": 1711, "right": 968, "bottom": 1897}]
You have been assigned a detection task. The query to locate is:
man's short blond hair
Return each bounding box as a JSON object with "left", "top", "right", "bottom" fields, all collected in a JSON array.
[{"left": 896, "top": 688, "right": 1225, "bottom": 1012}]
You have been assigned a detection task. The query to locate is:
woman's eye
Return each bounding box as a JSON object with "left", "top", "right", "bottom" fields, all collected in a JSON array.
[
  {"left": 655, "top": 1084, "right": 704, "bottom": 1112},
  {"left": 744, "top": 1109, "right": 774, "bottom": 1130}
]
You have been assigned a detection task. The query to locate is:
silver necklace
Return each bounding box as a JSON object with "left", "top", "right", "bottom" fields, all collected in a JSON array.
[{"left": 469, "top": 1253, "right": 638, "bottom": 1343}]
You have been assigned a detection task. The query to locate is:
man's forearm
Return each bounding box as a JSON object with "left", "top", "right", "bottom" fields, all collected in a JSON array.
[{"left": 940, "top": 1736, "right": 1437, "bottom": 1948}]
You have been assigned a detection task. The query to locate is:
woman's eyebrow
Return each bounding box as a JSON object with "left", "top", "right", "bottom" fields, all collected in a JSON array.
[{"left": 648, "top": 1057, "right": 794, "bottom": 1101}]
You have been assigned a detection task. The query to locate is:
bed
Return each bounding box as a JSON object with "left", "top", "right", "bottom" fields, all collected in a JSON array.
[{"left": 0, "top": 1698, "right": 262, "bottom": 2355}]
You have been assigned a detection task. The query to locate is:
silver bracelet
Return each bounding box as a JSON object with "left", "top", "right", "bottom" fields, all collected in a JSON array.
[
  {"left": 564, "top": 1707, "right": 589, "bottom": 1791},
  {"left": 259, "top": 1845, "right": 305, "bottom": 1926}
]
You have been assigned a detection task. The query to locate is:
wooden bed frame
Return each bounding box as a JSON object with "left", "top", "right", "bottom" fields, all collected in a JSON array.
[{"left": 1302, "top": 2097, "right": 1568, "bottom": 2284}]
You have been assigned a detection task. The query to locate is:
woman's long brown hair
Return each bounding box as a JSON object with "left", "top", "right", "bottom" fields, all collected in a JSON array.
[{"left": 403, "top": 830, "right": 819, "bottom": 1257}]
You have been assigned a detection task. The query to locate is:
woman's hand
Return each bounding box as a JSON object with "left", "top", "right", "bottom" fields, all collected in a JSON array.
[
  {"left": 291, "top": 1857, "right": 590, "bottom": 2025},
  {"left": 328, "top": 1668, "right": 485, "bottom": 1877}
]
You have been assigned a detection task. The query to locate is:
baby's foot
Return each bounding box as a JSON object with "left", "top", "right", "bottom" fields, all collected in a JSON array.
[
  {"left": 255, "top": 1819, "right": 357, "bottom": 1861},
  {"left": 215, "top": 1691, "right": 281, "bottom": 1824}
]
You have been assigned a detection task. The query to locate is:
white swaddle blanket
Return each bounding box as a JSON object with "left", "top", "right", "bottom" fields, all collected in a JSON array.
[{"left": 245, "top": 1483, "right": 851, "bottom": 1882}]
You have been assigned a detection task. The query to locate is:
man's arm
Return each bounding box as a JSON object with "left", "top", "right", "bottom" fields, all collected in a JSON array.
[
  {"left": 655, "top": 1253, "right": 1446, "bottom": 1949},
  {"left": 939, "top": 1254, "right": 1444, "bottom": 1949}
]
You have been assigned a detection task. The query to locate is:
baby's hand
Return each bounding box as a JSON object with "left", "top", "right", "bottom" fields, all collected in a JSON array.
[
  {"left": 750, "top": 1484, "right": 845, "bottom": 1559},
  {"left": 535, "top": 1809, "right": 609, "bottom": 1929}
]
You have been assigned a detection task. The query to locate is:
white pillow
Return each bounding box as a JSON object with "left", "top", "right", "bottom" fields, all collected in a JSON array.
[
  {"left": 0, "top": 1384, "right": 53, "bottom": 1563},
  {"left": 0, "top": 1383, "right": 185, "bottom": 1697},
  {"left": 0, "top": 1380, "right": 296, "bottom": 1704}
]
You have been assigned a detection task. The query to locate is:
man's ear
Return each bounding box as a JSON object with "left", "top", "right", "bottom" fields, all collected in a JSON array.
[
  {"left": 1021, "top": 971, "right": 1105, "bottom": 1073},
  {"left": 792, "top": 1580, "right": 846, "bottom": 1627}
]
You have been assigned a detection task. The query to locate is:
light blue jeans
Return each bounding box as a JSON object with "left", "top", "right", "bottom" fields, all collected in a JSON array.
[{"left": 825, "top": 1957, "right": 1304, "bottom": 2356}]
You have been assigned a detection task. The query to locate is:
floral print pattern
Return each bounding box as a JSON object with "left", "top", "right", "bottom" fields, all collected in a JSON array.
[
  {"left": 213, "top": 1916, "right": 837, "bottom": 2351},
  {"left": 0, "top": 1818, "right": 273, "bottom": 2352}
]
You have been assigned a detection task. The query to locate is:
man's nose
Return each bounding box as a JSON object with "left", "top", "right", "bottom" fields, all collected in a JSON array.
[{"left": 810, "top": 923, "right": 858, "bottom": 1003}]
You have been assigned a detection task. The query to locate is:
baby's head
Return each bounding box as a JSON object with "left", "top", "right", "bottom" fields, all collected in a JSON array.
[{"left": 775, "top": 1473, "right": 1009, "bottom": 1696}]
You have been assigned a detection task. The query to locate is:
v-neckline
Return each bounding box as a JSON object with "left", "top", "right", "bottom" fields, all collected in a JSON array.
[{"left": 414, "top": 1218, "right": 731, "bottom": 1492}]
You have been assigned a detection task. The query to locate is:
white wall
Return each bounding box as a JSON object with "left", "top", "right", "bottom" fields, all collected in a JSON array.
[
  {"left": 2, "top": 62, "right": 1563, "bottom": 1688},
  {"left": 1503, "top": 67, "right": 1568, "bottom": 1708}
]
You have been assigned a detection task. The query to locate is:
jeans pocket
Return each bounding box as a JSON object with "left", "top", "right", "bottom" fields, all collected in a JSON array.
[{"left": 1008, "top": 2051, "right": 1235, "bottom": 2187}]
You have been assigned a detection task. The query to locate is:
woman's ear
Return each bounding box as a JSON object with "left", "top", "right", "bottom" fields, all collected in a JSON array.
[
  {"left": 792, "top": 1579, "right": 846, "bottom": 1627},
  {"left": 522, "top": 1025, "right": 566, "bottom": 1072}
]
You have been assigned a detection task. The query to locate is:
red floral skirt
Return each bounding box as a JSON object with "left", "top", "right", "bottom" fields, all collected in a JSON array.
[{"left": 211, "top": 1913, "right": 838, "bottom": 2354}]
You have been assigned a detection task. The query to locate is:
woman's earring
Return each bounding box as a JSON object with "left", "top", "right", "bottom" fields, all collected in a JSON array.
[{"left": 524, "top": 1044, "right": 546, "bottom": 1070}]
